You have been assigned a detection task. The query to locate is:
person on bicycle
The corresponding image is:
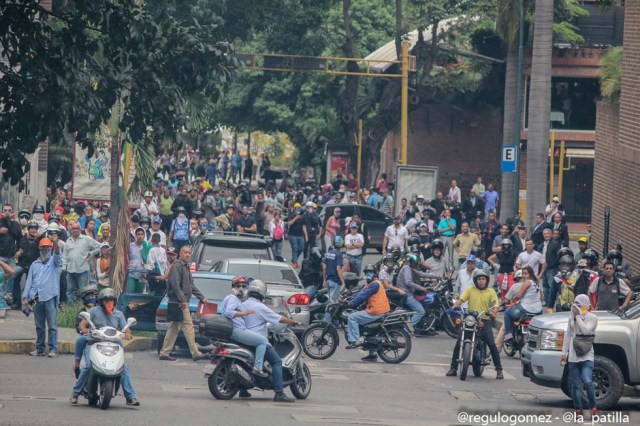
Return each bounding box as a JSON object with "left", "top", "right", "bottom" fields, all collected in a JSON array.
[
  {"left": 345, "top": 264, "right": 390, "bottom": 362},
  {"left": 446, "top": 269, "right": 503, "bottom": 379}
]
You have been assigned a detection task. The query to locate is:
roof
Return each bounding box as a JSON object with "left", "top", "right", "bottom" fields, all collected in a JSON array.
[
  {"left": 201, "top": 233, "right": 271, "bottom": 244},
  {"left": 225, "top": 258, "right": 292, "bottom": 267}
]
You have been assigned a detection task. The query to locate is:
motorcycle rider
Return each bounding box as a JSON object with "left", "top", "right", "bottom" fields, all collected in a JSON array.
[
  {"left": 345, "top": 264, "right": 391, "bottom": 362},
  {"left": 553, "top": 252, "right": 579, "bottom": 311},
  {"left": 495, "top": 269, "right": 524, "bottom": 353},
  {"left": 396, "top": 254, "right": 440, "bottom": 327},
  {"left": 503, "top": 266, "right": 542, "bottom": 341},
  {"left": 379, "top": 253, "right": 406, "bottom": 307},
  {"left": 241, "top": 279, "right": 299, "bottom": 402},
  {"left": 70, "top": 288, "right": 140, "bottom": 406},
  {"left": 221, "top": 275, "right": 270, "bottom": 378},
  {"left": 423, "top": 239, "right": 447, "bottom": 277},
  {"left": 300, "top": 247, "right": 324, "bottom": 299},
  {"left": 446, "top": 269, "right": 503, "bottom": 379}
]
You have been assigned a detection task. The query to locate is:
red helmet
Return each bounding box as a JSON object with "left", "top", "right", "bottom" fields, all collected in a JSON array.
[
  {"left": 38, "top": 238, "right": 53, "bottom": 248},
  {"left": 232, "top": 275, "right": 249, "bottom": 286}
]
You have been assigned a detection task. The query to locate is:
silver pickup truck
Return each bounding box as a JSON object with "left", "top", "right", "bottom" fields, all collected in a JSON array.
[{"left": 521, "top": 301, "right": 640, "bottom": 409}]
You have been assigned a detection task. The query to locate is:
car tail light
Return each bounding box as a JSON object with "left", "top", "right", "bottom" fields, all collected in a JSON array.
[
  {"left": 287, "top": 293, "right": 310, "bottom": 305},
  {"left": 213, "top": 348, "right": 230, "bottom": 355},
  {"left": 157, "top": 308, "right": 167, "bottom": 319},
  {"left": 190, "top": 262, "right": 196, "bottom": 272}
]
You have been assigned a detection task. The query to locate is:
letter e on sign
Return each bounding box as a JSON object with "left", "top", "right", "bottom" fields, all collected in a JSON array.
[{"left": 503, "top": 148, "right": 514, "bottom": 161}]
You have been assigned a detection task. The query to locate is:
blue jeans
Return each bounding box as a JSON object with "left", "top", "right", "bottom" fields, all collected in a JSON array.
[
  {"left": 172, "top": 239, "right": 190, "bottom": 253},
  {"left": 34, "top": 297, "right": 58, "bottom": 353},
  {"left": 347, "top": 310, "right": 383, "bottom": 342},
  {"left": 272, "top": 240, "right": 283, "bottom": 258},
  {"left": 504, "top": 304, "right": 532, "bottom": 335},
  {"left": 305, "top": 285, "right": 318, "bottom": 300},
  {"left": 67, "top": 271, "right": 90, "bottom": 303},
  {"left": 72, "top": 342, "right": 137, "bottom": 399},
  {"left": 11, "top": 264, "right": 25, "bottom": 305},
  {"left": 322, "top": 279, "right": 341, "bottom": 323},
  {"left": 405, "top": 294, "right": 425, "bottom": 326},
  {"left": 289, "top": 235, "right": 305, "bottom": 264},
  {"left": 347, "top": 255, "right": 362, "bottom": 276},
  {"left": 75, "top": 335, "right": 88, "bottom": 360},
  {"left": 231, "top": 328, "right": 269, "bottom": 371},
  {"left": 263, "top": 345, "right": 284, "bottom": 393},
  {"left": 544, "top": 268, "right": 559, "bottom": 308},
  {"left": 568, "top": 360, "right": 596, "bottom": 410}
]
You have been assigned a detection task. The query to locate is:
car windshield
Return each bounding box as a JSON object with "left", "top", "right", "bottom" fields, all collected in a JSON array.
[
  {"left": 226, "top": 263, "right": 301, "bottom": 287},
  {"left": 622, "top": 298, "right": 640, "bottom": 319},
  {"left": 199, "top": 243, "right": 271, "bottom": 267},
  {"left": 193, "top": 277, "right": 232, "bottom": 301}
]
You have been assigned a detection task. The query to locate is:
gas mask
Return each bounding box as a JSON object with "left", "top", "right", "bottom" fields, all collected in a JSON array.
[
  {"left": 231, "top": 286, "right": 247, "bottom": 300},
  {"left": 559, "top": 264, "right": 572, "bottom": 278},
  {"left": 365, "top": 272, "right": 374, "bottom": 284},
  {"left": 178, "top": 213, "right": 186, "bottom": 220},
  {"left": 33, "top": 213, "right": 44, "bottom": 222},
  {"left": 39, "top": 247, "right": 52, "bottom": 263}
]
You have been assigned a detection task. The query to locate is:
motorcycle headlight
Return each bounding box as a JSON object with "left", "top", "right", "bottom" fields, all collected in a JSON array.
[
  {"left": 96, "top": 344, "right": 120, "bottom": 357},
  {"left": 464, "top": 316, "right": 476, "bottom": 327},
  {"left": 539, "top": 329, "right": 564, "bottom": 351}
]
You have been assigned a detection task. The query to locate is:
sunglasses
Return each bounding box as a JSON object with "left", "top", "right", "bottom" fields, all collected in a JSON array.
[{"left": 2, "top": 209, "right": 12, "bottom": 213}]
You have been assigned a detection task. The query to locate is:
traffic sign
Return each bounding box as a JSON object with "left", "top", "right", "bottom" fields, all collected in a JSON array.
[{"left": 501, "top": 146, "right": 517, "bottom": 173}]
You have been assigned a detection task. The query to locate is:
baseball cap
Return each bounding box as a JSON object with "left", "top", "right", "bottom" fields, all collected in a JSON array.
[
  {"left": 166, "top": 247, "right": 177, "bottom": 255},
  {"left": 100, "top": 243, "right": 111, "bottom": 250},
  {"left": 467, "top": 254, "right": 476, "bottom": 263},
  {"left": 294, "top": 203, "right": 302, "bottom": 208},
  {"left": 419, "top": 222, "right": 427, "bottom": 228},
  {"left": 153, "top": 216, "right": 162, "bottom": 224},
  {"left": 305, "top": 201, "right": 314, "bottom": 208},
  {"left": 350, "top": 221, "right": 358, "bottom": 229},
  {"left": 578, "top": 236, "right": 588, "bottom": 244},
  {"left": 552, "top": 196, "right": 560, "bottom": 202},
  {"left": 417, "top": 195, "right": 424, "bottom": 199}
]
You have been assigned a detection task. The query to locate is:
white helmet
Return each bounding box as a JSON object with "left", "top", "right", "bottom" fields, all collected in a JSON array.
[
  {"left": 47, "top": 222, "right": 60, "bottom": 232},
  {"left": 144, "top": 190, "right": 153, "bottom": 197},
  {"left": 247, "top": 279, "right": 267, "bottom": 300},
  {"left": 514, "top": 269, "right": 523, "bottom": 281},
  {"left": 305, "top": 201, "right": 314, "bottom": 208}
]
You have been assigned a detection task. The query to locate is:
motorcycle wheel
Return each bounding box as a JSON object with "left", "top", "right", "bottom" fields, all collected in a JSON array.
[
  {"left": 290, "top": 363, "right": 312, "bottom": 400},
  {"left": 377, "top": 328, "right": 412, "bottom": 364},
  {"left": 301, "top": 323, "right": 339, "bottom": 360},
  {"left": 504, "top": 338, "right": 517, "bottom": 358},
  {"left": 208, "top": 361, "right": 239, "bottom": 400},
  {"left": 441, "top": 313, "right": 460, "bottom": 339},
  {"left": 473, "top": 344, "right": 486, "bottom": 377},
  {"left": 460, "top": 341, "right": 472, "bottom": 381},
  {"left": 98, "top": 379, "right": 114, "bottom": 410}
]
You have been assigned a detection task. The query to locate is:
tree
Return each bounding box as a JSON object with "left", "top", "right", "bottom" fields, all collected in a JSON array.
[
  {"left": 525, "top": 0, "right": 554, "bottom": 230},
  {"left": 599, "top": 46, "right": 622, "bottom": 105}
]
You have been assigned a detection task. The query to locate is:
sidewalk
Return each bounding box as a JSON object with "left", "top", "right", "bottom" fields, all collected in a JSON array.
[{"left": 0, "top": 309, "right": 156, "bottom": 355}]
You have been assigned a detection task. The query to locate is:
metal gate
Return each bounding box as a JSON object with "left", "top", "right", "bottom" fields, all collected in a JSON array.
[{"left": 561, "top": 158, "right": 593, "bottom": 222}]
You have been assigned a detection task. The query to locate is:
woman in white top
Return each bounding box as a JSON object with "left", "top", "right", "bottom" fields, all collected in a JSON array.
[
  {"left": 561, "top": 294, "right": 598, "bottom": 418},
  {"left": 268, "top": 211, "right": 285, "bottom": 257},
  {"left": 503, "top": 266, "right": 542, "bottom": 341}
]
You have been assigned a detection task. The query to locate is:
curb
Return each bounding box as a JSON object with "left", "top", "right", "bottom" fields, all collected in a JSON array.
[{"left": 0, "top": 337, "right": 157, "bottom": 355}]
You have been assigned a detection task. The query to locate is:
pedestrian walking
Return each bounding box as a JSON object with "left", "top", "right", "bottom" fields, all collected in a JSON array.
[
  {"left": 22, "top": 237, "right": 62, "bottom": 357},
  {"left": 158, "top": 246, "right": 208, "bottom": 361}
]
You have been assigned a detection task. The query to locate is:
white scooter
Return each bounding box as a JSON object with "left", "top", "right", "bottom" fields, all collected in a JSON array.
[{"left": 78, "top": 311, "right": 136, "bottom": 409}]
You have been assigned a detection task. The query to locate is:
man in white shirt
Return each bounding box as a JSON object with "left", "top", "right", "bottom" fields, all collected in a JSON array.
[
  {"left": 150, "top": 216, "right": 167, "bottom": 247},
  {"left": 145, "top": 234, "right": 168, "bottom": 275},
  {"left": 544, "top": 196, "right": 560, "bottom": 222},
  {"left": 448, "top": 179, "right": 461, "bottom": 203},
  {"left": 516, "top": 239, "right": 546, "bottom": 280},
  {"left": 344, "top": 222, "right": 365, "bottom": 275},
  {"left": 139, "top": 191, "right": 159, "bottom": 220},
  {"left": 455, "top": 255, "right": 478, "bottom": 308},
  {"left": 382, "top": 215, "right": 409, "bottom": 254}
]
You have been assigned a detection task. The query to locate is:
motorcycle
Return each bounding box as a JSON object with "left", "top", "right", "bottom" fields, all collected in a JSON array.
[
  {"left": 199, "top": 315, "right": 312, "bottom": 400},
  {"left": 77, "top": 311, "right": 136, "bottom": 410},
  {"left": 301, "top": 296, "right": 414, "bottom": 364},
  {"left": 503, "top": 310, "right": 537, "bottom": 358},
  {"left": 308, "top": 276, "right": 364, "bottom": 322},
  {"left": 414, "top": 276, "right": 460, "bottom": 338},
  {"left": 453, "top": 300, "right": 496, "bottom": 381}
]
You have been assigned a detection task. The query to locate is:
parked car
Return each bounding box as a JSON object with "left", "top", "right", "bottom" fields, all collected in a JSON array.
[
  {"left": 521, "top": 301, "right": 640, "bottom": 409},
  {"left": 209, "top": 258, "right": 310, "bottom": 334},
  {"left": 318, "top": 204, "right": 393, "bottom": 253},
  {"left": 191, "top": 232, "right": 283, "bottom": 272}
]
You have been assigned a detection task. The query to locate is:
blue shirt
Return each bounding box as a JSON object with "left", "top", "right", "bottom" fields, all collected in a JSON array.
[
  {"left": 206, "top": 165, "right": 217, "bottom": 181},
  {"left": 233, "top": 154, "right": 242, "bottom": 168},
  {"left": 481, "top": 190, "right": 500, "bottom": 210},
  {"left": 241, "top": 297, "right": 282, "bottom": 337},
  {"left": 324, "top": 249, "right": 343, "bottom": 282},
  {"left": 23, "top": 253, "right": 62, "bottom": 302},
  {"left": 221, "top": 294, "right": 246, "bottom": 329},
  {"left": 437, "top": 217, "right": 457, "bottom": 237},
  {"left": 88, "top": 306, "right": 127, "bottom": 330}
]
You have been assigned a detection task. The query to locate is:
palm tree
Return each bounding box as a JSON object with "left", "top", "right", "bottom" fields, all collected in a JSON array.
[
  {"left": 599, "top": 46, "right": 622, "bottom": 105},
  {"left": 525, "top": 0, "right": 554, "bottom": 230},
  {"left": 497, "top": 0, "right": 525, "bottom": 222}
]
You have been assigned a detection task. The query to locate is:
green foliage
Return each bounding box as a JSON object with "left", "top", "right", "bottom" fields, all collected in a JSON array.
[
  {"left": 599, "top": 46, "right": 622, "bottom": 105},
  {"left": 58, "top": 302, "right": 84, "bottom": 329}
]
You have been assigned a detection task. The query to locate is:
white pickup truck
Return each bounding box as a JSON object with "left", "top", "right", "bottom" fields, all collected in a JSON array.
[{"left": 521, "top": 301, "right": 640, "bottom": 409}]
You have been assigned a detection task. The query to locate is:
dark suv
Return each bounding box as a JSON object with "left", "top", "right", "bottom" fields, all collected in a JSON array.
[
  {"left": 191, "top": 232, "right": 283, "bottom": 271},
  {"left": 318, "top": 204, "right": 393, "bottom": 253}
]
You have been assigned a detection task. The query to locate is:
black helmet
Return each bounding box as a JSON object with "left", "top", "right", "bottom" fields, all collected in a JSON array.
[
  {"left": 472, "top": 269, "right": 490, "bottom": 289},
  {"left": 431, "top": 239, "right": 444, "bottom": 251},
  {"left": 559, "top": 254, "right": 575, "bottom": 278},
  {"left": 408, "top": 236, "right": 420, "bottom": 247},
  {"left": 390, "top": 247, "right": 402, "bottom": 261},
  {"left": 557, "top": 247, "right": 574, "bottom": 260},
  {"left": 606, "top": 249, "right": 623, "bottom": 266},
  {"left": 583, "top": 248, "right": 599, "bottom": 269},
  {"left": 98, "top": 288, "right": 117, "bottom": 304},
  {"left": 410, "top": 244, "right": 420, "bottom": 255},
  {"left": 140, "top": 216, "right": 151, "bottom": 225},
  {"left": 176, "top": 206, "right": 186, "bottom": 214},
  {"left": 62, "top": 200, "right": 72, "bottom": 214},
  {"left": 48, "top": 213, "right": 61, "bottom": 224},
  {"left": 33, "top": 205, "right": 45, "bottom": 214},
  {"left": 500, "top": 238, "right": 513, "bottom": 249},
  {"left": 18, "top": 209, "right": 32, "bottom": 220},
  {"left": 384, "top": 253, "right": 395, "bottom": 267}
]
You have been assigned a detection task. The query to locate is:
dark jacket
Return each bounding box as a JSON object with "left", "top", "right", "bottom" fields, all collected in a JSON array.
[
  {"left": 17, "top": 235, "right": 41, "bottom": 268},
  {"left": 530, "top": 221, "right": 551, "bottom": 247},
  {"left": 0, "top": 218, "right": 22, "bottom": 258},
  {"left": 167, "top": 259, "right": 205, "bottom": 304},
  {"left": 298, "top": 258, "right": 322, "bottom": 288},
  {"left": 462, "top": 197, "right": 483, "bottom": 220},
  {"left": 171, "top": 197, "right": 193, "bottom": 218},
  {"left": 357, "top": 222, "right": 370, "bottom": 252},
  {"left": 543, "top": 239, "right": 561, "bottom": 269}
]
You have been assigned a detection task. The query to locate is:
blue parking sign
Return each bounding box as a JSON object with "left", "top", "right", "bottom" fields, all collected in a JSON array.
[{"left": 501, "top": 146, "right": 517, "bottom": 173}]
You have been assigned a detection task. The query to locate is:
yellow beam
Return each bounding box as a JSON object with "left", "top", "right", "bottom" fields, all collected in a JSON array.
[
  {"left": 400, "top": 40, "right": 409, "bottom": 165},
  {"left": 558, "top": 140, "right": 565, "bottom": 202},
  {"left": 357, "top": 119, "right": 363, "bottom": 194},
  {"left": 549, "top": 132, "right": 555, "bottom": 203}
]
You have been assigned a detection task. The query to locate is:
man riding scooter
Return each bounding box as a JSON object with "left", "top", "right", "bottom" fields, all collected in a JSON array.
[
  {"left": 397, "top": 254, "right": 440, "bottom": 329},
  {"left": 70, "top": 288, "right": 140, "bottom": 406},
  {"left": 345, "top": 264, "right": 391, "bottom": 362}
]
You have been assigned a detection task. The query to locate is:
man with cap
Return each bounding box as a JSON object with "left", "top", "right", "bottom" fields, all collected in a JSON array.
[
  {"left": 150, "top": 216, "right": 167, "bottom": 247},
  {"left": 139, "top": 190, "right": 159, "bottom": 220},
  {"left": 214, "top": 204, "right": 238, "bottom": 235},
  {"left": 574, "top": 237, "right": 589, "bottom": 263},
  {"left": 344, "top": 222, "right": 365, "bottom": 275}
]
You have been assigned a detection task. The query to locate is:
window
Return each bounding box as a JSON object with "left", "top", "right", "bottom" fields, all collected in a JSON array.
[
  {"left": 198, "top": 242, "right": 271, "bottom": 266},
  {"left": 226, "top": 264, "right": 302, "bottom": 287},
  {"left": 193, "top": 277, "right": 232, "bottom": 301},
  {"left": 360, "top": 207, "right": 387, "bottom": 222}
]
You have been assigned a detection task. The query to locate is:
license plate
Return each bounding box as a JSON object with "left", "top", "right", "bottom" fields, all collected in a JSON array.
[{"left": 203, "top": 364, "right": 215, "bottom": 376}]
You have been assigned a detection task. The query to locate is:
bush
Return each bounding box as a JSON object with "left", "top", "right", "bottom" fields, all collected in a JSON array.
[{"left": 58, "top": 302, "right": 84, "bottom": 329}]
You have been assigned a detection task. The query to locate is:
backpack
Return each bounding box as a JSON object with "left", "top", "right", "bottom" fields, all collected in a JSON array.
[{"left": 273, "top": 222, "right": 284, "bottom": 241}]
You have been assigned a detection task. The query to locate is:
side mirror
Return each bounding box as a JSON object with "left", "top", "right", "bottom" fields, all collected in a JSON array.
[
  {"left": 78, "top": 311, "right": 95, "bottom": 329},
  {"left": 123, "top": 317, "right": 137, "bottom": 332}
]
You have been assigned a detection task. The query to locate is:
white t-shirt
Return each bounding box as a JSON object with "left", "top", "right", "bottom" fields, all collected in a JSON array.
[
  {"left": 344, "top": 233, "right": 365, "bottom": 256},
  {"left": 146, "top": 246, "right": 168, "bottom": 274},
  {"left": 150, "top": 230, "right": 167, "bottom": 247},
  {"left": 516, "top": 250, "right": 545, "bottom": 275},
  {"left": 384, "top": 225, "right": 409, "bottom": 250}
]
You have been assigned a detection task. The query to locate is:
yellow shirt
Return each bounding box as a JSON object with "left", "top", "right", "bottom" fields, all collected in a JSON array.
[
  {"left": 159, "top": 196, "right": 174, "bottom": 216},
  {"left": 459, "top": 286, "right": 499, "bottom": 313},
  {"left": 453, "top": 232, "right": 480, "bottom": 257}
]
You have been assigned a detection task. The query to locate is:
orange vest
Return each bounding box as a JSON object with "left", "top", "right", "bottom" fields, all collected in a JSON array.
[{"left": 366, "top": 280, "right": 391, "bottom": 315}]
